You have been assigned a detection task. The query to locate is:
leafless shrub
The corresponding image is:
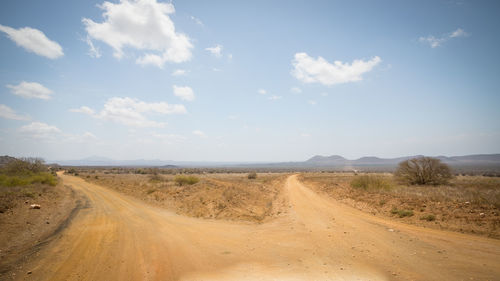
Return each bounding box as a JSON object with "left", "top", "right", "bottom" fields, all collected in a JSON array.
[{"left": 395, "top": 157, "right": 452, "bottom": 185}]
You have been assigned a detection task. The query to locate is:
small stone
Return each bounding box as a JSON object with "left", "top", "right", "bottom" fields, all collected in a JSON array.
[
  {"left": 30, "top": 204, "right": 41, "bottom": 209},
  {"left": 27, "top": 271, "right": 32, "bottom": 275},
  {"left": 388, "top": 228, "right": 394, "bottom": 232},
  {"left": 479, "top": 213, "right": 485, "bottom": 218},
  {"left": 46, "top": 221, "right": 50, "bottom": 224}
]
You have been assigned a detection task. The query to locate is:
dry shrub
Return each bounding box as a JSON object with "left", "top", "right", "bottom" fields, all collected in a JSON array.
[
  {"left": 350, "top": 174, "right": 392, "bottom": 190},
  {"left": 174, "top": 175, "right": 199, "bottom": 186},
  {"left": 395, "top": 157, "right": 452, "bottom": 185},
  {"left": 248, "top": 172, "right": 257, "bottom": 179}
]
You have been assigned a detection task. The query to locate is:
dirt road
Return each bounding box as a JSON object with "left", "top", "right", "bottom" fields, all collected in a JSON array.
[{"left": 13, "top": 174, "right": 500, "bottom": 280}]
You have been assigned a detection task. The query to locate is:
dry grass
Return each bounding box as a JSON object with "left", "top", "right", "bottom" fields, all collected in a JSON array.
[
  {"left": 300, "top": 173, "right": 500, "bottom": 238},
  {"left": 78, "top": 171, "right": 288, "bottom": 222}
]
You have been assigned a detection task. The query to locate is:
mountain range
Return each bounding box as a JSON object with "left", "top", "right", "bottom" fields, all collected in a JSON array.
[{"left": 48, "top": 154, "right": 500, "bottom": 168}]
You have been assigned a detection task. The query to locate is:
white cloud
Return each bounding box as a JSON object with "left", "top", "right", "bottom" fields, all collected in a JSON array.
[
  {"left": 300, "top": 133, "right": 310, "bottom": 137},
  {"left": 320, "top": 92, "right": 328, "bottom": 97},
  {"left": 291, "top": 52, "right": 381, "bottom": 86},
  {"left": 192, "top": 130, "right": 206, "bottom": 138},
  {"left": 173, "top": 85, "right": 195, "bottom": 101},
  {"left": 419, "top": 36, "right": 445, "bottom": 48},
  {"left": 291, "top": 87, "right": 302, "bottom": 94},
  {"left": 0, "top": 24, "right": 63, "bottom": 59},
  {"left": 268, "top": 95, "right": 282, "bottom": 100},
  {"left": 205, "top": 44, "right": 223, "bottom": 58},
  {"left": 82, "top": 132, "right": 98, "bottom": 140},
  {"left": 19, "top": 122, "right": 61, "bottom": 139},
  {"left": 85, "top": 35, "right": 101, "bottom": 58},
  {"left": 419, "top": 28, "right": 469, "bottom": 48},
  {"left": 69, "top": 106, "right": 95, "bottom": 115},
  {"left": 171, "top": 69, "right": 187, "bottom": 76},
  {"left": 190, "top": 16, "right": 204, "bottom": 26},
  {"left": 450, "top": 28, "right": 468, "bottom": 38},
  {"left": 0, "top": 104, "right": 30, "bottom": 120},
  {"left": 83, "top": 0, "right": 193, "bottom": 68},
  {"left": 212, "top": 68, "right": 222, "bottom": 72},
  {"left": 258, "top": 89, "right": 267, "bottom": 95},
  {"left": 7, "top": 81, "right": 53, "bottom": 100},
  {"left": 308, "top": 100, "right": 317, "bottom": 105},
  {"left": 71, "top": 97, "right": 187, "bottom": 127},
  {"left": 227, "top": 53, "right": 233, "bottom": 60}
]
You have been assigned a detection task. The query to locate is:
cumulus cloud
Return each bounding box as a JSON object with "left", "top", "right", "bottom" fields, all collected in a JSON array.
[
  {"left": 0, "top": 104, "right": 30, "bottom": 120},
  {"left": 18, "top": 122, "right": 61, "bottom": 139},
  {"left": 70, "top": 97, "right": 187, "bottom": 127},
  {"left": 192, "top": 130, "right": 206, "bottom": 138},
  {"left": 257, "top": 89, "right": 267, "bottom": 95},
  {"left": 291, "top": 52, "right": 381, "bottom": 86},
  {"left": 290, "top": 87, "right": 302, "bottom": 94},
  {"left": 18, "top": 121, "right": 98, "bottom": 143},
  {"left": 171, "top": 69, "right": 187, "bottom": 76},
  {"left": 0, "top": 24, "right": 63, "bottom": 59},
  {"left": 205, "top": 44, "right": 223, "bottom": 58},
  {"left": 173, "top": 85, "right": 195, "bottom": 101},
  {"left": 7, "top": 81, "right": 53, "bottom": 100},
  {"left": 69, "top": 106, "right": 95, "bottom": 115},
  {"left": 83, "top": 0, "right": 193, "bottom": 68},
  {"left": 419, "top": 28, "right": 469, "bottom": 48}
]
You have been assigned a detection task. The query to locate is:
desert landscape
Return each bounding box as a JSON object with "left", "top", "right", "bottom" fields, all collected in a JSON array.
[
  {"left": 1, "top": 0, "right": 500, "bottom": 280},
  {"left": 1, "top": 156, "right": 500, "bottom": 280}
]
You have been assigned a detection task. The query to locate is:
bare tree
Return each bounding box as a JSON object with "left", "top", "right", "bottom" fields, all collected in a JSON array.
[{"left": 394, "top": 157, "right": 452, "bottom": 185}]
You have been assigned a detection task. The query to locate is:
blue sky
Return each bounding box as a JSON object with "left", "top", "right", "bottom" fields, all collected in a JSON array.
[{"left": 0, "top": 0, "right": 499, "bottom": 162}]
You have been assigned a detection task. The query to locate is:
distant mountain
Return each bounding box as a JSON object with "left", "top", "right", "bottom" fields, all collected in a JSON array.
[
  {"left": 49, "top": 153, "right": 500, "bottom": 169},
  {"left": 304, "top": 154, "right": 500, "bottom": 167},
  {"left": 306, "top": 155, "right": 346, "bottom": 164}
]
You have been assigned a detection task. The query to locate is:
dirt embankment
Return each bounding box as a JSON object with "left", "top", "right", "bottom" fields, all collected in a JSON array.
[
  {"left": 0, "top": 180, "right": 80, "bottom": 278},
  {"left": 300, "top": 173, "right": 500, "bottom": 238},
  {"left": 78, "top": 172, "right": 289, "bottom": 222}
]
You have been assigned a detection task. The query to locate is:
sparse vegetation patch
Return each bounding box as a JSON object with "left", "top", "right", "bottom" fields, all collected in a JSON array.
[
  {"left": 391, "top": 208, "right": 414, "bottom": 218},
  {"left": 350, "top": 174, "right": 392, "bottom": 190},
  {"left": 174, "top": 175, "right": 200, "bottom": 186}
]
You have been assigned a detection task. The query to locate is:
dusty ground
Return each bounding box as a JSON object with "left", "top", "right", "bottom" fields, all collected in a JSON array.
[
  {"left": 0, "top": 181, "right": 79, "bottom": 277},
  {"left": 300, "top": 173, "right": 500, "bottom": 238},
  {"left": 77, "top": 172, "right": 287, "bottom": 222},
  {"left": 4, "top": 172, "right": 500, "bottom": 280}
]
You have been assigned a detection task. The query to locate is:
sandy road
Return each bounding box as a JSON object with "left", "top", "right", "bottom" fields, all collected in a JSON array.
[{"left": 14, "top": 173, "right": 500, "bottom": 281}]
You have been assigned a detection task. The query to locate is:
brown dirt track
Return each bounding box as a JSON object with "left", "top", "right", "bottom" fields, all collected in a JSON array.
[{"left": 9, "top": 173, "right": 500, "bottom": 280}]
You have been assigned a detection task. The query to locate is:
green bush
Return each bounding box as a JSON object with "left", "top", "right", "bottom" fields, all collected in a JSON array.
[
  {"left": 350, "top": 175, "right": 392, "bottom": 190},
  {"left": 174, "top": 175, "right": 199, "bottom": 186},
  {"left": 390, "top": 208, "right": 414, "bottom": 218},
  {"left": 0, "top": 172, "right": 57, "bottom": 187},
  {"left": 420, "top": 214, "right": 436, "bottom": 221}
]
